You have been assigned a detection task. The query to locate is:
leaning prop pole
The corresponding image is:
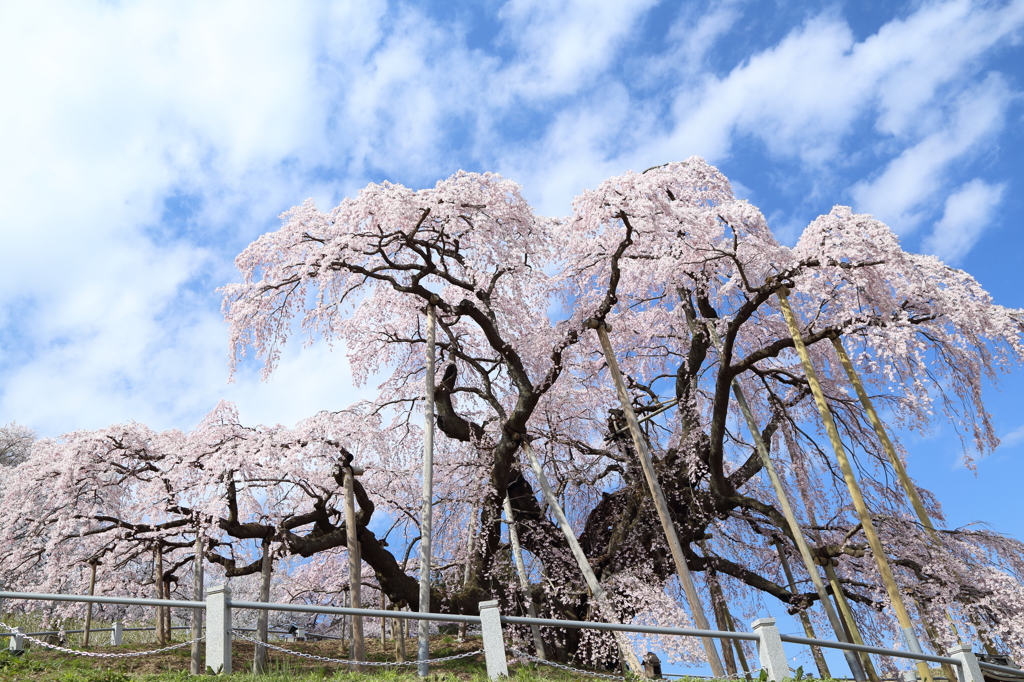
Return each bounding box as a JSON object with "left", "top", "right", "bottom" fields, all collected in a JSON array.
[
  {"left": 418, "top": 301, "right": 437, "bottom": 678},
  {"left": 503, "top": 496, "right": 547, "bottom": 659},
  {"left": 777, "top": 287, "right": 932, "bottom": 682},
  {"left": 521, "top": 439, "right": 643, "bottom": 674},
  {"left": 191, "top": 532, "right": 204, "bottom": 675},
  {"left": 592, "top": 320, "right": 726, "bottom": 678},
  {"left": 83, "top": 559, "right": 97, "bottom": 647},
  {"left": 831, "top": 334, "right": 964, "bottom": 681},
  {"left": 344, "top": 465, "right": 365, "bottom": 671},
  {"left": 703, "top": 320, "right": 866, "bottom": 680}
]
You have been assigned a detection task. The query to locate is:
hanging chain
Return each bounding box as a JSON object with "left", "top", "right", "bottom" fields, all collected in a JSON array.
[
  {"left": 231, "top": 628, "right": 482, "bottom": 667},
  {"left": 1, "top": 620, "right": 203, "bottom": 658},
  {"left": 509, "top": 645, "right": 627, "bottom": 680}
]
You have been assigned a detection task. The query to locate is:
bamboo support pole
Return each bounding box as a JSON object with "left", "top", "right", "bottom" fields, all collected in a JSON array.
[
  {"left": 823, "top": 561, "right": 882, "bottom": 682},
  {"left": 699, "top": 543, "right": 738, "bottom": 677},
  {"left": 703, "top": 320, "right": 867, "bottom": 680},
  {"left": 831, "top": 336, "right": 985, "bottom": 660},
  {"left": 396, "top": 605, "right": 407, "bottom": 662},
  {"left": 344, "top": 466, "right": 365, "bottom": 670},
  {"left": 777, "top": 288, "right": 932, "bottom": 682},
  {"left": 83, "top": 561, "right": 97, "bottom": 647},
  {"left": 191, "top": 533, "right": 204, "bottom": 675},
  {"left": 381, "top": 590, "right": 387, "bottom": 646},
  {"left": 418, "top": 302, "right": 436, "bottom": 677},
  {"left": 594, "top": 322, "right": 726, "bottom": 678},
  {"left": 774, "top": 541, "right": 831, "bottom": 679},
  {"left": 504, "top": 496, "right": 547, "bottom": 659},
  {"left": 522, "top": 439, "right": 643, "bottom": 674}
]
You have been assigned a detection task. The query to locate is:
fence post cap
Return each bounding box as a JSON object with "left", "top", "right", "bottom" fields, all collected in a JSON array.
[
  {"left": 478, "top": 600, "right": 500, "bottom": 610},
  {"left": 751, "top": 618, "right": 777, "bottom": 630},
  {"left": 948, "top": 644, "right": 974, "bottom": 655},
  {"left": 207, "top": 583, "right": 231, "bottom": 596}
]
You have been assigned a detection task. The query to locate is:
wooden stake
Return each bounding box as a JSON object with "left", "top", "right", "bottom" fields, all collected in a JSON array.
[
  {"left": 777, "top": 288, "right": 931, "bottom": 682},
  {"left": 381, "top": 590, "right": 387, "bottom": 646},
  {"left": 344, "top": 466, "right": 365, "bottom": 671},
  {"left": 593, "top": 322, "right": 725, "bottom": 677},
  {"left": 191, "top": 533, "right": 204, "bottom": 675},
  {"left": 418, "top": 302, "right": 436, "bottom": 677},
  {"left": 83, "top": 561, "right": 97, "bottom": 647},
  {"left": 774, "top": 541, "right": 831, "bottom": 680},
  {"left": 522, "top": 439, "right": 643, "bottom": 674},
  {"left": 702, "top": 319, "right": 867, "bottom": 680},
  {"left": 504, "top": 495, "right": 547, "bottom": 660}
]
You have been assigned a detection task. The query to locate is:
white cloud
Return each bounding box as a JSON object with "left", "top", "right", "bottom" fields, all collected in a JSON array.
[
  {"left": 0, "top": 0, "right": 1021, "bottom": 438},
  {"left": 921, "top": 179, "right": 1006, "bottom": 263},
  {"left": 999, "top": 424, "right": 1024, "bottom": 449},
  {"left": 849, "top": 75, "right": 1010, "bottom": 233}
]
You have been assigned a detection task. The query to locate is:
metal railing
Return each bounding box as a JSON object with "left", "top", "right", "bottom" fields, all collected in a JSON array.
[{"left": 3, "top": 589, "right": 1023, "bottom": 681}]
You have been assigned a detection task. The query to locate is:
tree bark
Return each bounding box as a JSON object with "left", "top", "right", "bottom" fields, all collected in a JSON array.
[
  {"left": 344, "top": 466, "right": 365, "bottom": 671},
  {"left": 154, "top": 546, "right": 165, "bottom": 645}
]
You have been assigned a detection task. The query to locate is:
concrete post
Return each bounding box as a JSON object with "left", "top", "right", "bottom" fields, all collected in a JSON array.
[
  {"left": 205, "top": 584, "right": 232, "bottom": 674},
  {"left": 111, "top": 620, "right": 123, "bottom": 646},
  {"left": 8, "top": 627, "right": 23, "bottom": 654},
  {"left": 903, "top": 670, "right": 917, "bottom": 682},
  {"left": 753, "top": 618, "right": 790, "bottom": 682},
  {"left": 948, "top": 645, "right": 983, "bottom": 682},
  {"left": 297, "top": 627, "right": 306, "bottom": 641},
  {"left": 479, "top": 600, "right": 508, "bottom": 679}
]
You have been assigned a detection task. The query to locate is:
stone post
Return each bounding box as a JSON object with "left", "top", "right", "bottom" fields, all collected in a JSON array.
[
  {"left": 8, "top": 627, "right": 23, "bottom": 654},
  {"left": 111, "top": 620, "right": 123, "bottom": 646},
  {"left": 205, "top": 584, "right": 232, "bottom": 674},
  {"left": 753, "top": 618, "right": 790, "bottom": 682},
  {"left": 479, "top": 600, "right": 508, "bottom": 679},
  {"left": 948, "top": 645, "right": 983, "bottom": 682}
]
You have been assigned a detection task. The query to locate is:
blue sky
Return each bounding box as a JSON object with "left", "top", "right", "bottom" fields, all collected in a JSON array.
[{"left": 1, "top": 0, "right": 1022, "bottom": 667}]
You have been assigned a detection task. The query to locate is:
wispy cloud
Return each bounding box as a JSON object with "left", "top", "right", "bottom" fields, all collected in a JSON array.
[{"left": 0, "top": 0, "right": 1021, "bottom": 436}]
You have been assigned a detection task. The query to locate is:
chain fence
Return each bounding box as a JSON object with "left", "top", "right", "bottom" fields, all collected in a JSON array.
[
  {"left": 508, "top": 645, "right": 627, "bottom": 680},
  {"left": 230, "top": 628, "right": 482, "bottom": 667},
  {"left": 0, "top": 620, "right": 202, "bottom": 658}
]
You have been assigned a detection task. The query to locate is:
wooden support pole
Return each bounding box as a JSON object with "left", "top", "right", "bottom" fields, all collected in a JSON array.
[
  {"left": 823, "top": 561, "right": 882, "bottom": 682},
  {"left": 702, "top": 319, "right": 867, "bottom": 680},
  {"left": 254, "top": 537, "right": 273, "bottom": 674},
  {"left": 459, "top": 510, "right": 478, "bottom": 642},
  {"left": 702, "top": 549, "right": 738, "bottom": 677},
  {"left": 594, "top": 322, "right": 725, "bottom": 678},
  {"left": 774, "top": 541, "right": 831, "bottom": 680},
  {"left": 381, "top": 590, "right": 387, "bottom": 646},
  {"left": 155, "top": 545, "right": 166, "bottom": 645},
  {"left": 777, "top": 288, "right": 932, "bottom": 682},
  {"left": 344, "top": 466, "right": 365, "bottom": 671},
  {"left": 418, "top": 301, "right": 436, "bottom": 677},
  {"left": 83, "top": 560, "right": 97, "bottom": 647},
  {"left": 396, "top": 605, "right": 407, "bottom": 662},
  {"left": 522, "top": 439, "right": 643, "bottom": 674},
  {"left": 191, "top": 533, "right": 205, "bottom": 675},
  {"left": 832, "top": 335, "right": 981, "bottom": 660},
  {"left": 504, "top": 496, "right": 547, "bottom": 660}
]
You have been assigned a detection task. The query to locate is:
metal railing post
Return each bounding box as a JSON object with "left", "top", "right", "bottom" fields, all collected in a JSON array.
[
  {"left": 111, "top": 620, "right": 123, "bottom": 646},
  {"left": 948, "top": 645, "right": 983, "bottom": 682},
  {"left": 479, "top": 600, "right": 508, "bottom": 679},
  {"left": 205, "top": 584, "right": 232, "bottom": 674},
  {"left": 8, "top": 627, "right": 23, "bottom": 654},
  {"left": 753, "top": 618, "right": 790, "bottom": 682}
]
